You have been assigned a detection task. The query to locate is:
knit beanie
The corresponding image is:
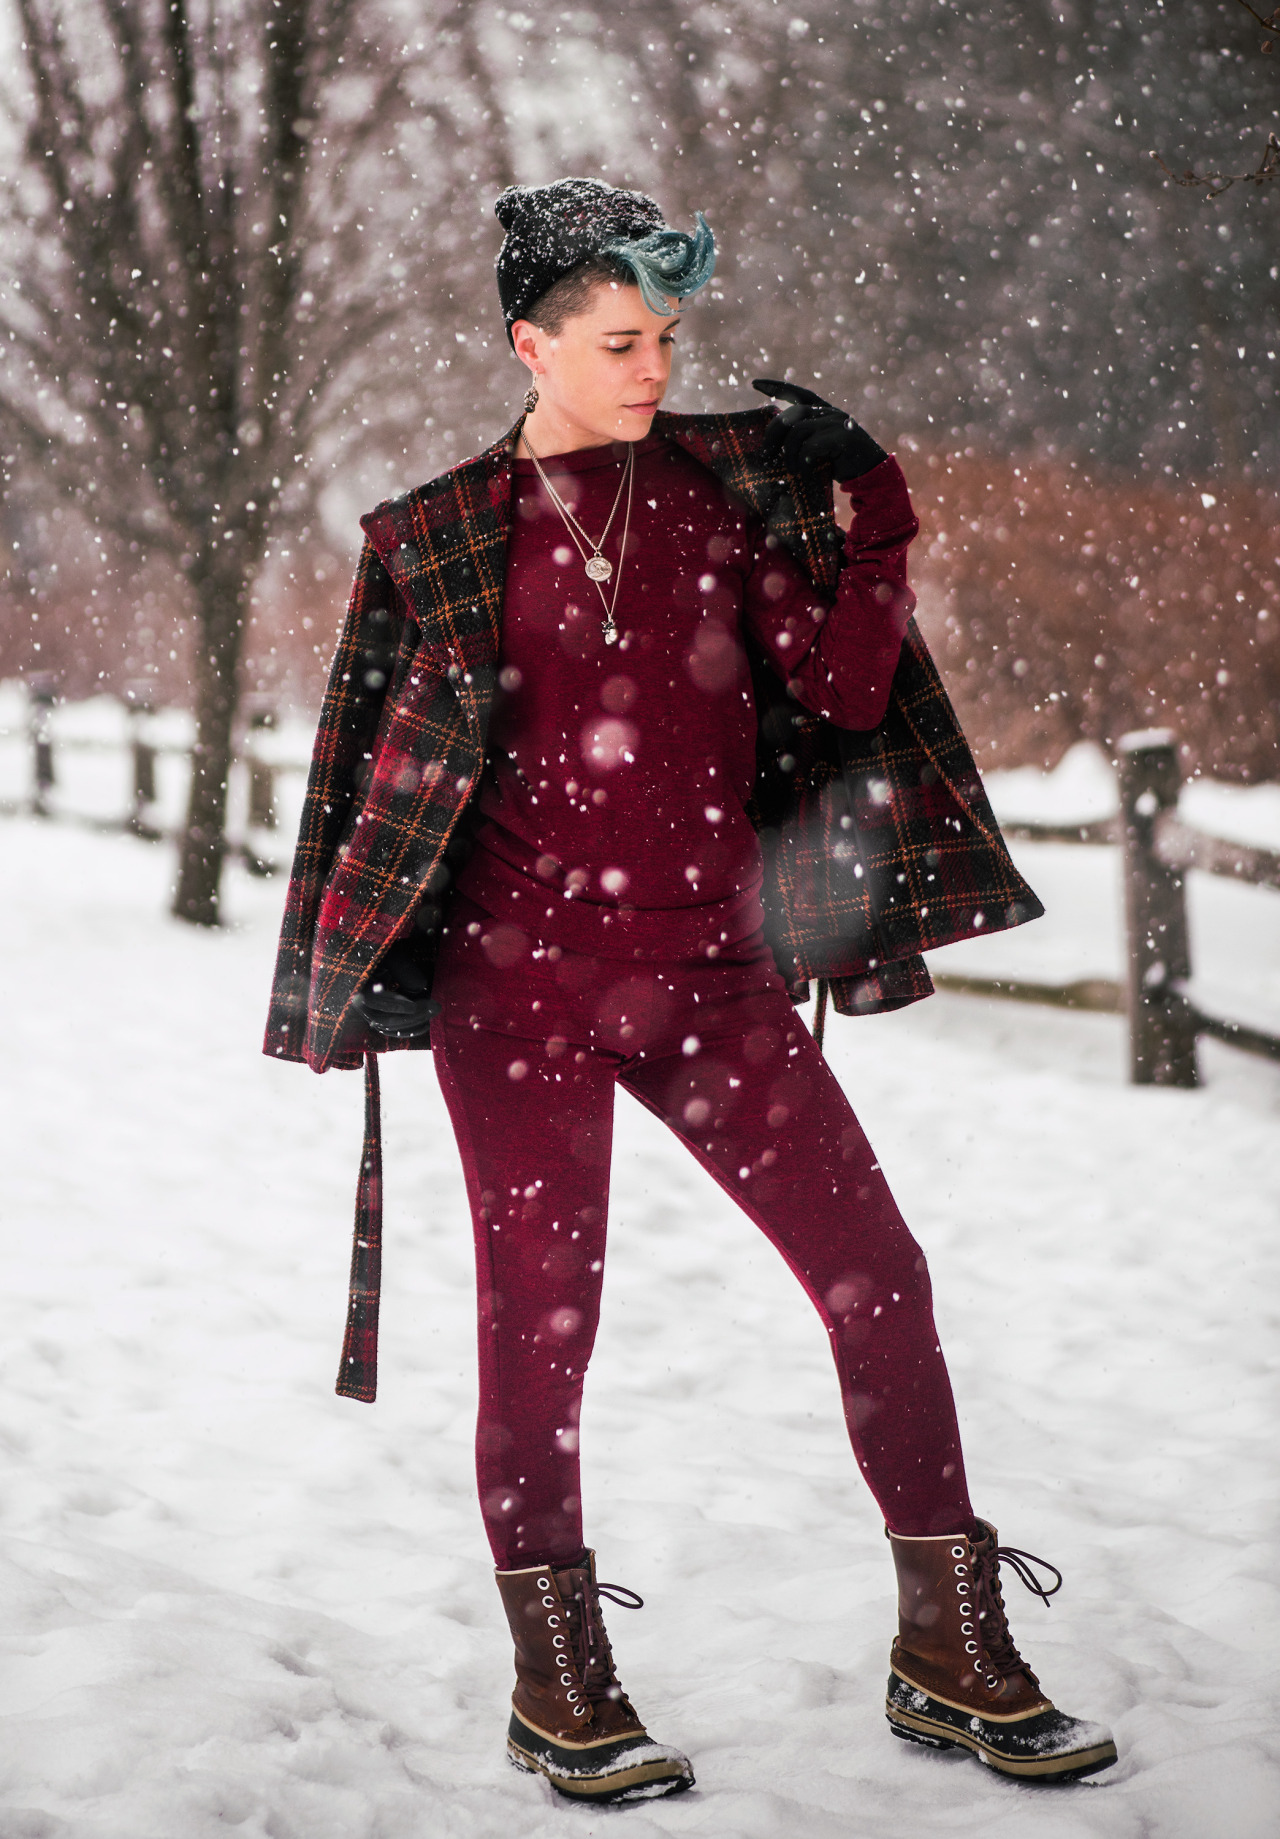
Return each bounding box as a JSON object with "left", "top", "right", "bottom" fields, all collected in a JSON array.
[{"left": 494, "top": 176, "right": 716, "bottom": 348}]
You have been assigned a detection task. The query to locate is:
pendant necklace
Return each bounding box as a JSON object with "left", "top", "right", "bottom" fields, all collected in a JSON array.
[{"left": 521, "top": 431, "right": 635, "bottom": 646}]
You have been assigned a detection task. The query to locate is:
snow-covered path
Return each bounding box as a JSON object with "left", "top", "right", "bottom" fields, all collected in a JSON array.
[{"left": 1, "top": 816, "right": 1278, "bottom": 1838}]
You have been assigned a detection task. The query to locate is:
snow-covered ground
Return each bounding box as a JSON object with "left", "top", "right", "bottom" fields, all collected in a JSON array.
[{"left": 1, "top": 743, "right": 1279, "bottom": 1837}]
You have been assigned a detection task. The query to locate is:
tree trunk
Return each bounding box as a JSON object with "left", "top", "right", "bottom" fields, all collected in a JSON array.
[{"left": 171, "top": 550, "right": 252, "bottom": 926}]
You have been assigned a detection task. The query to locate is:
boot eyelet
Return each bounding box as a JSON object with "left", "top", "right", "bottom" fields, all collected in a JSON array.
[
  {"left": 574, "top": 1705, "right": 588, "bottom": 1717},
  {"left": 546, "top": 1614, "right": 560, "bottom": 1628},
  {"left": 536, "top": 1577, "right": 551, "bottom": 1590},
  {"left": 560, "top": 1673, "right": 574, "bottom": 1686},
  {"left": 953, "top": 1564, "right": 967, "bottom": 1577},
  {"left": 961, "top": 1622, "right": 974, "bottom": 1634},
  {"left": 566, "top": 1688, "right": 579, "bottom": 1702},
  {"left": 950, "top": 1545, "right": 966, "bottom": 1559},
  {"left": 964, "top": 1641, "right": 978, "bottom": 1653},
  {"left": 542, "top": 1595, "right": 556, "bottom": 1607}
]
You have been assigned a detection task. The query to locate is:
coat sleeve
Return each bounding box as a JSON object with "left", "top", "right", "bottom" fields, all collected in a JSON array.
[
  {"left": 263, "top": 540, "right": 405, "bottom": 1064},
  {"left": 743, "top": 456, "right": 920, "bottom": 731}
]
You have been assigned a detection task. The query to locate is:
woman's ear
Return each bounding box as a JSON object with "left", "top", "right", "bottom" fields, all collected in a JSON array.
[{"left": 511, "top": 319, "right": 542, "bottom": 375}]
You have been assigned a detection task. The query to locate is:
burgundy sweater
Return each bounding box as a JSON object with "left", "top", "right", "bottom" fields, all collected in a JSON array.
[{"left": 453, "top": 432, "right": 920, "bottom": 961}]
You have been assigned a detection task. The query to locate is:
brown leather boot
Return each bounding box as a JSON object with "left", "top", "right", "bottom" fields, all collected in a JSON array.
[
  {"left": 885, "top": 1520, "right": 1118, "bottom": 1781},
  {"left": 494, "top": 1551, "right": 694, "bottom": 1803}
]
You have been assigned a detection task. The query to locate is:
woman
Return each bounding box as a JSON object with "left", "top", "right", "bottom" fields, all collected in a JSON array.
[{"left": 266, "top": 178, "right": 1116, "bottom": 1803}]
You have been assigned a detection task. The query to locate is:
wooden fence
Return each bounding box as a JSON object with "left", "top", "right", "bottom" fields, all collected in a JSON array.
[
  {"left": 933, "top": 729, "right": 1280, "bottom": 1085},
  {"left": 2, "top": 676, "right": 283, "bottom": 877},
  {"left": 4, "top": 689, "right": 1277, "bottom": 1085}
]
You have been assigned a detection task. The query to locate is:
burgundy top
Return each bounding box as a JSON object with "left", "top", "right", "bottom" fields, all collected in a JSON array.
[{"left": 452, "top": 432, "right": 919, "bottom": 961}]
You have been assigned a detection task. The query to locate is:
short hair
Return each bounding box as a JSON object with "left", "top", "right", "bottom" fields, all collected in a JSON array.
[{"left": 520, "top": 254, "right": 637, "bottom": 339}]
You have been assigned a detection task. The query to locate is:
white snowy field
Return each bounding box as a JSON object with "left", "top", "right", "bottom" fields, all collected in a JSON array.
[{"left": 1, "top": 786, "right": 1279, "bottom": 1837}]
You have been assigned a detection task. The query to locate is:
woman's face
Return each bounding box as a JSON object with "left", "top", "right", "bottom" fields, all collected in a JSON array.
[{"left": 512, "top": 281, "right": 682, "bottom": 450}]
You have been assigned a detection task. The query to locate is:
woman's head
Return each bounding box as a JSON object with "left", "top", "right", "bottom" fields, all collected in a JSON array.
[{"left": 494, "top": 177, "right": 715, "bottom": 450}]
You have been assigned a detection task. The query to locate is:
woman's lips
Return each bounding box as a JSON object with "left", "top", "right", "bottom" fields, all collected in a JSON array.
[{"left": 625, "top": 399, "right": 660, "bottom": 412}]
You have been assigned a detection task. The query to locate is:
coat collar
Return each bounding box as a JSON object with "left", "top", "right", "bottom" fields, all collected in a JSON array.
[{"left": 358, "top": 403, "right": 845, "bottom": 646}]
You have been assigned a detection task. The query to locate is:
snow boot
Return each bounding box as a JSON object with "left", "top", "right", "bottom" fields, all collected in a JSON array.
[
  {"left": 494, "top": 1551, "right": 694, "bottom": 1804},
  {"left": 885, "top": 1520, "right": 1118, "bottom": 1782}
]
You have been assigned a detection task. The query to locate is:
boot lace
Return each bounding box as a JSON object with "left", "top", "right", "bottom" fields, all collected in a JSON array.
[
  {"left": 561, "top": 1578, "right": 643, "bottom": 1706},
  {"left": 971, "top": 1530, "right": 1062, "bottom": 1686}
]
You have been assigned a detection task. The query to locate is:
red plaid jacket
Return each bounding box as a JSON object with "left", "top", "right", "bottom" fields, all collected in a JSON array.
[
  {"left": 264, "top": 407, "right": 1041, "bottom": 1399},
  {"left": 266, "top": 406, "right": 1039, "bottom": 1075}
]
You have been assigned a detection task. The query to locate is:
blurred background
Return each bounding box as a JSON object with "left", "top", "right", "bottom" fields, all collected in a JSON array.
[{"left": 0, "top": 0, "right": 1276, "bottom": 922}]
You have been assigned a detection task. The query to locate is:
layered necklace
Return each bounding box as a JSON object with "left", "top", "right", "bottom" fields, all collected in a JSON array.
[{"left": 520, "top": 430, "right": 634, "bottom": 646}]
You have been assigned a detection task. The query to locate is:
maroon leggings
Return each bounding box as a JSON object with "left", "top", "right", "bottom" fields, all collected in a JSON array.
[{"left": 430, "top": 910, "right": 973, "bottom": 1569}]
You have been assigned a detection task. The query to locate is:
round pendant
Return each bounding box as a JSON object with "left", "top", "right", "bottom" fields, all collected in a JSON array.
[{"left": 585, "top": 554, "right": 613, "bottom": 582}]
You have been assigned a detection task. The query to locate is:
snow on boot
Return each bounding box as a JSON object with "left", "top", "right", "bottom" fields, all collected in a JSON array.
[
  {"left": 885, "top": 1520, "right": 1118, "bottom": 1782},
  {"left": 494, "top": 1551, "right": 695, "bottom": 1803}
]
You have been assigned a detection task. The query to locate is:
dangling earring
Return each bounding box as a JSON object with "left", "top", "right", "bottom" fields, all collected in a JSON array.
[{"left": 523, "top": 379, "right": 539, "bottom": 413}]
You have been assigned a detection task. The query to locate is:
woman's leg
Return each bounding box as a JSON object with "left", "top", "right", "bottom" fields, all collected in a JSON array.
[
  {"left": 433, "top": 1012, "right": 697, "bottom": 1800},
  {"left": 620, "top": 988, "right": 974, "bottom": 1537},
  {"left": 432, "top": 1017, "right": 616, "bottom": 1569}
]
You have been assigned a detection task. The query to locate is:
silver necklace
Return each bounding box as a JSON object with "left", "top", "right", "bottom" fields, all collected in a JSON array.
[{"left": 521, "top": 432, "right": 635, "bottom": 646}]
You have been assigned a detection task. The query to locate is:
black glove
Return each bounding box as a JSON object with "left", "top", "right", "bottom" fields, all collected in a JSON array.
[
  {"left": 357, "top": 935, "right": 440, "bottom": 1039},
  {"left": 752, "top": 378, "right": 887, "bottom": 480}
]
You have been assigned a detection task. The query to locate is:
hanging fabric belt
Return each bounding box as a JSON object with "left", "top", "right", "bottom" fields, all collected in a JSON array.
[
  {"left": 336, "top": 1052, "right": 383, "bottom": 1401},
  {"left": 813, "top": 977, "right": 830, "bottom": 1055}
]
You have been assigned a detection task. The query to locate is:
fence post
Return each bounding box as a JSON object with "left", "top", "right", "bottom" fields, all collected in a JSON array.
[
  {"left": 246, "top": 705, "right": 278, "bottom": 832},
  {"left": 27, "top": 673, "right": 57, "bottom": 818},
  {"left": 123, "top": 681, "right": 161, "bottom": 838},
  {"left": 1118, "top": 730, "right": 1198, "bottom": 1088}
]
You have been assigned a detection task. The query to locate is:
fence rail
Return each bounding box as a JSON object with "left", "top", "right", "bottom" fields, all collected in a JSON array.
[
  {"left": 999, "top": 817, "right": 1119, "bottom": 847},
  {"left": 1153, "top": 815, "right": 1280, "bottom": 894},
  {"left": 3, "top": 690, "right": 1276, "bottom": 1084},
  {"left": 931, "top": 971, "right": 1122, "bottom": 1013}
]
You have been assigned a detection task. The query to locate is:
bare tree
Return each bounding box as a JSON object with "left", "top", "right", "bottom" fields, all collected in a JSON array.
[
  {"left": 1152, "top": 0, "right": 1279, "bottom": 196},
  {"left": 0, "top": 0, "right": 517, "bottom": 923}
]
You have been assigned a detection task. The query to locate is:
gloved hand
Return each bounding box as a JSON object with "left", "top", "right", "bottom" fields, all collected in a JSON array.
[
  {"left": 753, "top": 378, "right": 887, "bottom": 480},
  {"left": 357, "top": 935, "right": 440, "bottom": 1039}
]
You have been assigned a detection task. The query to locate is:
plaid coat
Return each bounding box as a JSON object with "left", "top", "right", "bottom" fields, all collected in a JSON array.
[{"left": 265, "top": 407, "right": 1040, "bottom": 1077}]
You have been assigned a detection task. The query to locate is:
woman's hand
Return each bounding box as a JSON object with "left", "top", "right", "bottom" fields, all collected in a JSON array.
[
  {"left": 752, "top": 378, "right": 887, "bottom": 481},
  {"left": 357, "top": 936, "right": 440, "bottom": 1038}
]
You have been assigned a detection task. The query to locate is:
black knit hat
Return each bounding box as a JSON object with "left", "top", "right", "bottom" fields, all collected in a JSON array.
[{"left": 494, "top": 177, "right": 715, "bottom": 348}]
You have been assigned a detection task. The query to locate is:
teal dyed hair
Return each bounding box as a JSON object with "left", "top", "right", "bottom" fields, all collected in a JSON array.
[{"left": 598, "top": 211, "right": 717, "bottom": 315}]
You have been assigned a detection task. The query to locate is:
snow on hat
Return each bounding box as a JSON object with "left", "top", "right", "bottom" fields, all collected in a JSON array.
[{"left": 494, "top": 176, "right": 716, "bottom": 348}]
